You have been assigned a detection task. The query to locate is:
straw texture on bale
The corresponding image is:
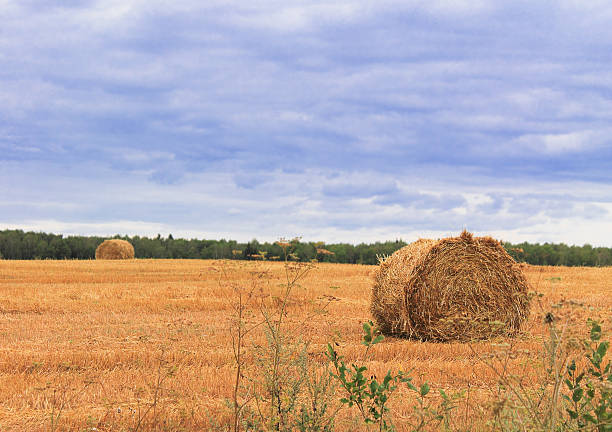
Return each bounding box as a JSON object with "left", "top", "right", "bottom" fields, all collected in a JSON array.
[
  {"left": 95, "top": 239, "right": 135, "bottom": 260},
  {"left": 371, "top": 231, "right": 530, "bottom": 341}
]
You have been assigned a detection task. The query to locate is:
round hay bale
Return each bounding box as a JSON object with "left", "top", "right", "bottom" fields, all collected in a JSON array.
[
  {"left": 95, "top": 239, "right": 135, "bottom": 260},
  {"left": 371, "top": 231, "right": 530, "bottom": 341}
]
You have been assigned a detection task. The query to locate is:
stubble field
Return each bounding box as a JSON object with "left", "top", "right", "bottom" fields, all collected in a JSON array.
[{"left": 0, "top": 259, "right": 610, "bottom": 431}]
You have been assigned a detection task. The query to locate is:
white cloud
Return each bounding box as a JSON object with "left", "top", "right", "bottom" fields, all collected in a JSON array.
[
  {"left": 116, "top": 150, "right": 176, "bottom": 163},
  {"left": 540, "top": 132, "right": 593, "bottom": 153},
  {"left": 0, "top": 219, "right": 170, "bottom": 237},
  {"left": 512, "top": 131, "right": 599, "bottom": 154}
]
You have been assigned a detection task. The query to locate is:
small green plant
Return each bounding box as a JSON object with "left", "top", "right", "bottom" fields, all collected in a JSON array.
[
  {"left": 326, "top": 322, "right": 399, "bottom": 431},
  {"left": 295, "top": 361, "right": 339, "bottom": 432},
  {"left": 225, "top": 263, "right": 267, "bottom": 432},
  {"left": 225, "top": 239, "right": 340, "bottom": 432},
  {"left": 563, "top": 319, "right": 612, "bottom": 431},
  {"left": 327, "top": 321, "right": 457, "bottom": 432},
  {"left": 250, "top": 255, "right": 317, "bottom": 431},
  {"left": 470, "top": 304, "right": 612, "bottom": 432}
]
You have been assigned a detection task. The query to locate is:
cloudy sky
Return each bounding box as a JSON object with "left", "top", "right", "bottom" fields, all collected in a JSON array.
[{"left": 2, "top": 1, "right": 612, "bottom": 245}]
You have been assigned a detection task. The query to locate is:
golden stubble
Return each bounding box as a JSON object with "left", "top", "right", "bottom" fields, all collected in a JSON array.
[{"left": 0, "top": 260, "right": 610, "bottom": 431}]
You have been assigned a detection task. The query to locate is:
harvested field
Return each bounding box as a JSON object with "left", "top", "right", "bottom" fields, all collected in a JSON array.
[{"left": 0, "top": 260, "right": 611, "bottom": 431}]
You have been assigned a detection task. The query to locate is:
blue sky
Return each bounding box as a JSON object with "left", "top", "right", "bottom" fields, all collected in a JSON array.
[{"left": 2, "top": 1, "right": 612, "bottom": 245}]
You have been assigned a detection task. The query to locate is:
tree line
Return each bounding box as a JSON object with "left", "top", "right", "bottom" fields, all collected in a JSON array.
[{"left": 0, "top": 229, "right": 611, "bottom": 266}]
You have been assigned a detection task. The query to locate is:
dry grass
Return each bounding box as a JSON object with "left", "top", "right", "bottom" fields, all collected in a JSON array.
[{"left": 0, "top": 259, "right": 610, "bottom": 431}]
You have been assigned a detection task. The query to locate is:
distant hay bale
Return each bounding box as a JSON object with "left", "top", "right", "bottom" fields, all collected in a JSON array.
[
  {"left": 371, "top": 231, "right": 530, "bottom": 341},
  {"left": 95, "top": 239, "right": 135, "bottom": 260}
]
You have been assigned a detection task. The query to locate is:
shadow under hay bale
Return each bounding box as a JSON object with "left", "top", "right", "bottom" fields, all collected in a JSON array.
[
  {"left": 95, "top": 239, "right": 135, "bottom": 260},
  {"left": 371, "top": 231, "right": 530, "bottom": 342}
]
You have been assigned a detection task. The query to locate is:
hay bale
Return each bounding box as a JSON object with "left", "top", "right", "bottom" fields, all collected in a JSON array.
[
  {"left": 95, "top": 239, "right": 135, "bottom": 260},
  {"left": 371, "top": 231, "right": 530, "bottom": 341}
]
